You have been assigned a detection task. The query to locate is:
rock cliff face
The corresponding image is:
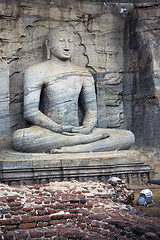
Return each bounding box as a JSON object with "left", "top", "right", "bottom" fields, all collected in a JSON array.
[
  {"left": 123, "top": 2, "right": 160, "bottom": 150},
  {"left": 0, "top": 0, "right": 159, "bottom": 150}
]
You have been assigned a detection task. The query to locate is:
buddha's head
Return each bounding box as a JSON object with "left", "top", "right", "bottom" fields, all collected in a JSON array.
[{"left": 46, "top": 27, "right": 73, "bottom": 61}]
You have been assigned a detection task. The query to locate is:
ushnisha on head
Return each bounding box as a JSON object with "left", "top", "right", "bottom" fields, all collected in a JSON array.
[{"left": 46, "top": 27, "right": 74, "bottom": 61}]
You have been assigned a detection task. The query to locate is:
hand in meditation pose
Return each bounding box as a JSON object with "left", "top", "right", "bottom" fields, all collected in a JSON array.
[{"left": 12, "top": 27, "right": 135, "bottom": 153}]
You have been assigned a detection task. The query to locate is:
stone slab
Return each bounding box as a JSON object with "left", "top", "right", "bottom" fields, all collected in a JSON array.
[{"left": 0, "top": 150, "right": 154, "bottom": 186}]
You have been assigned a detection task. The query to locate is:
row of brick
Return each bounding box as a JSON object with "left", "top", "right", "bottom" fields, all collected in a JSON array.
[{"left": 0, "top": 226, "right": 110, "bottom": 240}]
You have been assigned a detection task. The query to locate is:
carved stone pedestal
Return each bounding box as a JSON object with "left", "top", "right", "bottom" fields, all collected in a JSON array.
[{"left": 0, "top": 150, "right": 154, "bottom": 187}]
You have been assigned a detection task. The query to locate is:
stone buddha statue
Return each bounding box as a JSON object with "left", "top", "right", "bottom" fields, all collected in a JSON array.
[{"left": 12, "top": 27, "right": 135, "bottom": 153}]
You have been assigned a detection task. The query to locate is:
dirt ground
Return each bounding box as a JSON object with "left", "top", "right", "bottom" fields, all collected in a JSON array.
[{"left": 133, "top": 188, "right": 160, "bottom": 219}]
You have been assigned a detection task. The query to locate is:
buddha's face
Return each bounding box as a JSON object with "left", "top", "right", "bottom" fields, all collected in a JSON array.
[{"left": 49, "top": 31, "right": 73, "bottom": 60}]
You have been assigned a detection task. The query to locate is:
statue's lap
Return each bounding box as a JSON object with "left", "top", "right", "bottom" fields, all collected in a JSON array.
[{"left": 12, "top": 126, "right": 135, "bottom": 153}]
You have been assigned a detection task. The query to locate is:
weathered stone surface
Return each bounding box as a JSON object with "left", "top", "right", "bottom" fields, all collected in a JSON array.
[
  {"left": 0, "top": 150, "right": 154, "bottom": 186},
  {"left": 0, "top": 60, "right": 10, "bottom": 136},
  {"left": 0, "top": 0, "right": 159, "bottom": 194},
  {"left": 0, "top": 0, "right": 132, "bottom": 136},
  {"left": 10, "top": 25, "right": 134, "bottom": 153},
  {"left": 123, "top": 2, "right": 160, "bottom": 150},
  {"left": 0, "top": 0, "right": 159, "bottom": 151}
]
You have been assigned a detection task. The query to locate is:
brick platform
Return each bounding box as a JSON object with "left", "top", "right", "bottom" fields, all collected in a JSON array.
[{"left": 0, "top": 180, "right": 160, "bottom": 239}]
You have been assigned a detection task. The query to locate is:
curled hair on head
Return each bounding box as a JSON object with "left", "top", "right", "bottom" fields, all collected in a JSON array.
[{"left": 46, "top": 26, "right": 71, "bottom": 43}]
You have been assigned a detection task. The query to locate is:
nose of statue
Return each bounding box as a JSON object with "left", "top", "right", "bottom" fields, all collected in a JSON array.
[{"left": 64, "top": 40, "right": 69, "bottom": 50}]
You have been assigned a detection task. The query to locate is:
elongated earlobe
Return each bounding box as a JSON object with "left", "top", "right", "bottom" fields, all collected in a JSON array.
[{"left": 46, "top": 40, "right": 50, "bottom": 60}]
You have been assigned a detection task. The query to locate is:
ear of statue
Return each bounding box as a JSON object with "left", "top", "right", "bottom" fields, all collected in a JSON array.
[{"left": 46, "top": 40, "right": 50, "bottom": 60}]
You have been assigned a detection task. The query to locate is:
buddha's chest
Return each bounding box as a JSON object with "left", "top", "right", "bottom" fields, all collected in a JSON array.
[{"left": 44, "top": 72, "right": 83, "bottom": 101}]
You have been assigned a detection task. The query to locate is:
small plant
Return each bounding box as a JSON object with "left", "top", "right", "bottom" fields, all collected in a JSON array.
[{"left": 4, "top": 226, "right": 8, "bottom": 232}]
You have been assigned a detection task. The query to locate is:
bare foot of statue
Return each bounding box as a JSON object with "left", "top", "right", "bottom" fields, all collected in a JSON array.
[{"left": 12, "top": 27, "right": 135, "bottom": 153}]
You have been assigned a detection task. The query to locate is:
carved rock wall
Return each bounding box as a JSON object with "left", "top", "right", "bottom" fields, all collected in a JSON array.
[
  {"left": 0, "top": 60, "right": 10, "bottom": 135},
  {"left": 0, "top": 0, "right": 127, "bottom": 135},
  {"left": 0, "top": 0, "right": 160, "bottom": 150}
]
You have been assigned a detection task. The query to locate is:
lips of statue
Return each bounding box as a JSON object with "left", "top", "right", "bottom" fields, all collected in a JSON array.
[{"left": 50, "top": 32, "right": 73, "bottom": 61}]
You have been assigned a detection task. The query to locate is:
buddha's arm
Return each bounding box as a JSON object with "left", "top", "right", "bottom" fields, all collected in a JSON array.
[
  {"left": 72, "top": 74, "right": 97, "bottom": 134},
  {"left": 23, "top": 67, "right": 72, "bottom": 133},
  {"left": 81, "top": 75, "right": 97, "bottom": 132}
]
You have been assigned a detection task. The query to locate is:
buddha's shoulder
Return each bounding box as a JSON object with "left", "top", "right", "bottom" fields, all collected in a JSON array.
[
  {"left": 71, "top": 63, "right": 92, "bottom": 75},
  {"left": 25, "top": 61, "right": 49, "bottom": 75}
]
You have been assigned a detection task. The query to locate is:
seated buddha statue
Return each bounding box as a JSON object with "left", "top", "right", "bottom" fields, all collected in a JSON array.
[{"left": 12, "top": 27, "right": 135, "bottom": 153}]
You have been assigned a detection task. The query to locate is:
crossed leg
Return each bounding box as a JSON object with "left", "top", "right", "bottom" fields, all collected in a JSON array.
[
  {"left": 12, "top": 126, "right": 134, "bottom": 153},
  {"left": 51, "top": 129, "right": 135, "bottom": 153}
]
